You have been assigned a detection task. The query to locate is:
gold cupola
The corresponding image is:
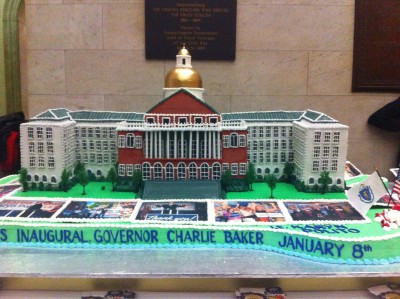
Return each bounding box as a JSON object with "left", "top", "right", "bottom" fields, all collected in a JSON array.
[{"left": 164, "top": 46, "right": 203, "bottom": 88}]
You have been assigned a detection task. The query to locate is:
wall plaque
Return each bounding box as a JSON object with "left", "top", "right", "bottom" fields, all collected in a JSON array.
[
  {"left": 352, "top": 0, "right": 400, "bottom": 92},
  {"left": 145, "top": 0, "right": 236, "bottom": 60}
]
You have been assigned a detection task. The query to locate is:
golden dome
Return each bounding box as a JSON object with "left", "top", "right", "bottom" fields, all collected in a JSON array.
[
  {"left": 164, "top": 46, "right": 203, "bottom": 88},
  {"left": 165, "top": 68, "right": 203, "bottom": 88}
]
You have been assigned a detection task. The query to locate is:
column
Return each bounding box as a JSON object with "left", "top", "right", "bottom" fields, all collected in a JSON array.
[
  {"left": 208, "top": 131, "right": 212, "bottom": 159},
  {"left": 166, "top": 131, "right": 170, "bottom": 158},
  {"left": 174, "top": 131, "right": 177, "bottom": 158},
  {"left": 189, "top": 131, "right": 193, "bottom": 159},
  {"left": 145, "top": 131, "right": 149, "bottom": 158},
  {"left": 217, "top": 132, "right": 221, "bottom": 159},
  {"left": 181, "top": 131, "right": 184, "bottom": 158},
  {"left": 149, "top": 132, "right": 153, "bottom": 159},
  {"left": 159, "top": 131, "right": 162, "bottom": 158},
  {"left": 196, "top": 131, "right": 200, "bottom": 159}
]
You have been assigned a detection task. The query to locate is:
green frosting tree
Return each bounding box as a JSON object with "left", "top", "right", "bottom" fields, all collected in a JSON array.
[
  {"left": 132, "top": 169, "right": 143, "bottom": 193},
  {"left": 319, "top": 170, "right": 331, "bottom": 194},
  {"left": 18, "top": 167, "right": 28, "bottom": 192},
  {"left": 107, "top": 167, "right": 118, "bottom": 191},
  {"left": 59, "top": 168, "right": 72, "bottom": 192},
  {"left": 77, "top": 169, "right": 89, "bottom": 195},
  {"left": 221, "top": 170, "right": 233, "bottom": 191},
  {"left": 265, "top": 174, "right": 278, "bottom": 198},
  {"left": 245, "top": 162, "right": 257, "bottom": 191}
]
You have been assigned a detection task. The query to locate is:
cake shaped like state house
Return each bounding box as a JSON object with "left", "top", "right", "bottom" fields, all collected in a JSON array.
[{"left": 20, "top": 47, "right": 348, "bottom": 188}]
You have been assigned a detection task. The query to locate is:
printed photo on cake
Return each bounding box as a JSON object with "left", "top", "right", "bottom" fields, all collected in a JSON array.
[
  {"left": 0, "top": 185, "right": 20, "bottom": 198},
  {"left": 214, "top": 201, "right": 286, "bottom": 223},
  {"left": 284, "top": 201, "right": 364, "bottom": 221},
  {"left": 57, "top": 201, "right": 136, "bottom": 219},
  {"left": 136, "top": 201, "right": 208, "bottom": 222},
  {"left": 0, "top": 199, "right": 66, "bottom": 218}
]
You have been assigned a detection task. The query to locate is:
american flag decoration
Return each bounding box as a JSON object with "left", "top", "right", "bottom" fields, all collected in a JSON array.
[{"left": 392, "top": 169, "right": 400, "bottom": 195}]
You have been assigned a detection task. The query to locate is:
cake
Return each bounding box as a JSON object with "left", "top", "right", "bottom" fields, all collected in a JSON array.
[{"left": 0, "top": 47, "right": 398, "bottom": 265}]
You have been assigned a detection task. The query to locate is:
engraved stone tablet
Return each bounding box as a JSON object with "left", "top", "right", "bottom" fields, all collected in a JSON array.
[
  {"left": 145, "top": 0, "right": 236, "bottom": 60},
  {"left": 352, "top": 0, "right": 400, "bottom": 92}
]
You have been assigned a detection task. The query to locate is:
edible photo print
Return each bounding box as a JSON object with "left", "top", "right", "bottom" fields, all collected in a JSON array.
[
  {"left": 0, "top": 199, "right": 65, "bottom": 218},
  {"left": 56, "top": 201, "right": 136, "bottom": 219},
  {"left": 284, "top": 201, "right": 365, "bottom": 221},
  {"left": 136, "top": 201, "right": 208, "bottom": 222},
  {"left": 0, "top": 185, "right": 20, "bottom": 198},
  {"left": 214, "top": 201, "right": 286, "bottom": 223}
]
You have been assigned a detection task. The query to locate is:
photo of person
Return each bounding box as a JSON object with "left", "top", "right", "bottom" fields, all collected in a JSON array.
[
  {"left": 136, "top": 201, "right": 207, "bottom": 222},
  {"left": 18, "top": 200, "right": 65, "bottom": 218},
  {"left": 284, "top": 201, "right": 364, "bottom": 221},
  {"left": 214, "top": 201, "right": 286, "bottom": 223},
  {"left": 0, "top": 185, "right": 19, "bottom": 198},
  {"left": 57, "top": 201, "right": 136, "bottom": 219},
  {"left": 0, "top": 199, "right": 38, "bottom": 217}
]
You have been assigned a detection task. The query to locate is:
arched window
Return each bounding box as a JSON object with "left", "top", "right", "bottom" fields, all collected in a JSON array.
[
  {"left": 27, "top": 175, "right": 32, "bottom": 182},
  {"left": 201, "top": 163, "right": 209, "bottom": 180},
  {"left": 230, "top": 133, "right": 238, "bottom": 147},
  {"left": 165, "top": 163, "right": 174, "bottom": 180},
  {"left": 177, "top": 162, "right": 186, "bottom": 180},
  {"left": 274, "top": 167, "right": 280, "bottom": 174},
  {"left": 96, "top": 170, "right": 102, "bottom": 176},
  {"left": 143, "top": 162, "right": 151, "bottom": 180},
  {"left": 336, "top": 178, "right": 341, "bottom": 185},
  {"left": 212, "top": 163, "right": 221, "bottom": 180},
  {"left": 265, "top": 168, "right": 270, "bottom": 174},
  {"left": 34, "top": 175, "right": 39, "bottom": 182},
  {"left": 51, "top": 176, "right": 57, "bottom": 183},
  {"left": 257, "top": 168, "right": 262, "bottom": 174},
  {"left": 188, "top": 163, "right": 197, "bottom": 179},
  {"left": 42, "top": 175, "right": 47, "bottom": 182},
  {"left": 126, "top": 133, "right": 135, "bottom": 148},
  {"left": 154, "top": 162, "right": 163, "bottom": 180},
  {"left": 309, "top": 178, "right": 315, "bottom": 184}
]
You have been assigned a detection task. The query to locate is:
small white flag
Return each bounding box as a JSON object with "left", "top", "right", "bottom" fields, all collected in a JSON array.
[{"left": 347, "top": 171, "right": 388, "bottom": 215}]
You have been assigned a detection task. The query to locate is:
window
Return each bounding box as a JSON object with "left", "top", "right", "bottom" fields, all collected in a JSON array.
[
  {"left": 331, "top": 160, "right": 338, "bottom": 171},
  {"left": 90, "top": 153, "right": 96, "bottom": 163},
  {"left": 259, "top": 140, "right": 264, "bottom": 151},
  {"left": 222, "top": 163, "right": 229, "bottom": 172},
  {"left": 280, "top": 152, "right": 286, "bottom": 163},
  {"left": 110, "top": 141, "right": 116, "bottom": 151},
  {"left": 323, "top": 146, "right": 330, "bottom": 158},
  {"left": 38, "top": 156, "right": 45, "bottom": 168},
  {"left": 230, "top": 133, "right": 238, "bottom": 147},
  {"left": 281, "top": 127, "right": 287, "bottom": 137},
  {"left": 46, "top": 127, "right": 53, "bottom": 139},
  {"left": 309, "top": 178, "right": 315, "bottom": 184},
  {"left": 143, "top": 163, "right": 151, "bottom": 180},
  {"left": 126, "top": 164, "right": 134, "bottom": 176},
  {"left": 231, "top": 163, "right": 238, "bottom": 175},
  {"left": 118, "top": 164, "right": 126, "bottom": 176},
  {"left": 322, "top": 160, "right": 329, "bottom": 171},
  {"left": 102, "top": 128, "right": 108, "bottom": 139},
  {"left": 273, "top": 127, "right": 279, "bottom": 138},
  {"left": 36, "top": 127, "right": 43, "bottom": 139},
  {"left": 333, "top": 132, "right": 340, "bottom": 143},
  {"left": 259, "top": 152, "right": 264, "bottom": 163},
  {"left": 210, "top": 117, "right": 217, "bottom": 124},
  {"left": 29, "top": 156, "right": 35, "bottom": 167},
  {"left": 177, "top": 162, "right": 186, "bottom": 179},
  {"left": 314, "top": 132, "right": 322, "bottom": 143},
  {"left": 118, "top": 135, "right": 126, "bottom": 148},
  {"left": 42, "top": 175, "right": 47, "bottom": 182},
  {"left": 189, "top": 163, "right": 197, "bottom": 179},
  {"left": 103, "top": 154, "right": 109, "bottom": 164},
  {"left": 96, "top": 141, "right": 102, "bottom": 151},
  {"left": 135, "top": 164, "right": 141, "bottom": 170},
  {"left": 240, "top": 163, "right": 247, "bottom": 175},
  {"left": 96, "top": 153, "right": 102, "bottom": 164},
  {"left": 212, "top": 163, "right": 221, "bottom": 180},
  {"left": 313, "top": 147, "right": 320, "bottom": 158},
  {"left": 47, "top": 142, "right": 54, "bottom": 154},
  {"left": 252, "top": 140, "right": 258, "bottom": 151},
  {"left": 223, "top": 135, "right": 229, "bottom": 148},
  {"left": 48, "top": 156, "right": 55, "bottom": 168},
  {"left": 265, "top": 127, "right": 271, "bottom": 138},
  {"left": 239, "top": 135, "right": 246, "bottom": 147},
  {"left": 88, "top": 128, "right": 93, "bottom": 138},
  {"left": 165, "top": 163, "right": 174, "bottom": 180},
  {"left": 37, "top": 142, "right": 44, "bottom": 154},
  {"left": 194, "top": 117, "right": 202, "bottom": 124},
  {"left": 259, "top": 127, "right": 264, "bottom": 138},
  {"left": 273, "top": 153, "right": 278, "bottom": 163},
  {"left": 135, "top": 136, "right": 142, "bottom": 148},
  {"left": 29, "top": 142, "right": 35, "bottom": 154},
  {"left": 274, "top": 168, "right": 280, "bottom": 174},
  {"left": 95, "top": 128, "right": 101, "bottom": 138},
  {"left": 265, "top": 141, "right": 271, "bottom": 151},
  {"left": 332, "top": 146, "right": 339, "bottom": 158},
  {"left": 146, "top": 117, "right": 154, "bottom": 124},
  {"left": 200, "top": 163, "right": 209, "bottom": 179},
  {"left": 28, "top": 127, "right": 34, "bottom": 139},
  {"left": 288, "top": 152, "right": 294, "bottom": 162},
  {"left": 178, "top": 117, "right": 187, "bottom": 124},
  {"left": 126, "top": 134, "right": 135, "bottom": 148},
  {"left": 252, "top": 153, "right": 257, "bottom": 163},
  {"left": 265, "top": 168, "right": 270, "bottom": 174},
  {"left": 89, "top": 140, "right": 95, "bottom": 151},
  {"left": 103, "top": 141, "right": 109, "bottom": 151},
  {"left": 82, "top": 140, "right": 87, "bottom": 150},
  {"left": 324, "top": 132, "right": 331, "bottom": 143},
  {"left": 266, "top": 152, "right": 271, "bottom": 163},
  {"left": 251, "top": 128, "right": 257, "bottom": 138},
  {"left": 312, "top": 160, "right": 319, "bottom": 172},
  {"left": 162, "top": 117, "right": 170, "bottom": 125},
  {"left": 273, "top": 140, "right": 279, "bottom": 150},
  {"left": 51, "top": 176, "right": 57, "bottom": 183}
]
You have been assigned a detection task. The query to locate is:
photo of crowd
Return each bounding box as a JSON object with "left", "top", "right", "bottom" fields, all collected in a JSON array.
[
  {"left": 57, "top": 201, "right": 136, "bottom": 219},
  {"left": 213, "top": 201, "right": 286, "bottom": 223},
  {"left": 284, "top": 201, "right": 364, "bottom": 221},
  {"left": 0, "top": 199, "right": 66, "bottom": 218},
  {"left": 136, "top": 201, "right": 208, "bottom": 221}
]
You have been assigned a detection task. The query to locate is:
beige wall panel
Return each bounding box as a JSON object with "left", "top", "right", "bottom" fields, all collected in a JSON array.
[
  {"left": 63, "top": 1, "right": 142, "bottom": 3},
  {"left": 240, "top": 1, "right": 309, "bottom": 4},
  {"left": 307, "top": 51, "right": 353, "bottom": 95},
  {"left": 103, "top": 3, "right": 144, "bottom": 50},
  {"left": 65, "top": 94, "right": 105, "bottom": 111},
  {"left": 237, "top": 4, "right": 353, "bottom": 50},
  {"left": 27, "top": 95, "right": 66, "bottom": 118},
  {"left": 310, "top": 0, "right": 354, "bottom": 5},
  {"left": 25, "top": 1, "right": 62, "bottom": 4},
  {"left": 64, "top": 50, "right": 164, "bottom": 95},
  {"left": 104, "top": 95, "right": 161, "bottom": 113},
  {"left": 25, "top": 4, "right": 102, "bottom": 49},
  {"left": 27, "top": 50, "right": 65, "bottom": 95},
  {"left": 193, "top": 51, "right": 308, "bottom": 96}
]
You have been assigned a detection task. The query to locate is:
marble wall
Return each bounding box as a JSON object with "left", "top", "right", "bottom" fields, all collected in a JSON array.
[{"left": 21, "top": 0, "right": 400, "bottom": 178}]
